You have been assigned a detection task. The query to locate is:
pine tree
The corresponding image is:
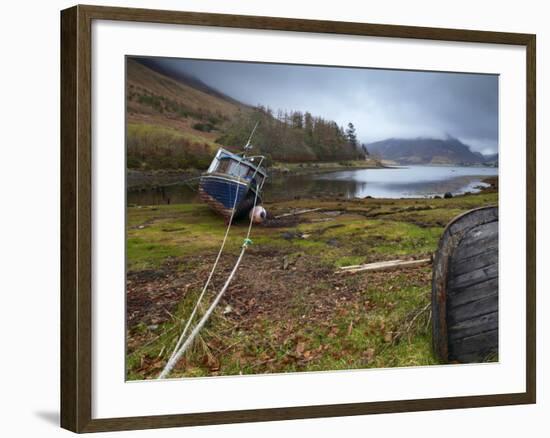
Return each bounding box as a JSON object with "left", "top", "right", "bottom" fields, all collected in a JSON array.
[
  {"left": 346, "top": 122, "right": 358, "bottom": 147},
  {"left": 291, "top": 111, "right": 303, "bottom": 129}
]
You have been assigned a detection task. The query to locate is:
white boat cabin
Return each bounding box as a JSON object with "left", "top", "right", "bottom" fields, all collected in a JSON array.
[{"left": 207, "top": 148, "right": 267, "bottom": 188}]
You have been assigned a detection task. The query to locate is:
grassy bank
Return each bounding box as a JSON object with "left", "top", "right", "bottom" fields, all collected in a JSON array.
[
  {"left": 127, "top": 122, "right": 218, "bottom": 171},
  {"left": 126, "top": 191, "right": 497, "bottom": 379},
  {"left": 270, "top": 158, "right": 385, "bottom": 175}
]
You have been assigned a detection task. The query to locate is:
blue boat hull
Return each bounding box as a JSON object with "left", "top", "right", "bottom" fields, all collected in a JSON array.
[{"left": 198, "top": 174, "right": 261, "bottom": 221}]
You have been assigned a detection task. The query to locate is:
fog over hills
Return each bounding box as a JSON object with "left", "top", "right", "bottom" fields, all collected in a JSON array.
[
  {"left": 367, "top": 137, "right": 497, "bottom": 165},
  {"left": 127, "top": 56, "right": 499, "bottom": 169},
  {"left": 127, "top": 58, "right": 365, "bottom": 169},
  {"left": 135, "top": 57, "right": 246, "bottom": 106},
  {"left": 144, "top": 58, "right": 499, "bottom": 155}
]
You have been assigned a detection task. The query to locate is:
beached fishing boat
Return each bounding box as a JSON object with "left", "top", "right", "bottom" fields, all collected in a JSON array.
[{"left": 198, "top": 148, "right": 267, "bottom": 221}]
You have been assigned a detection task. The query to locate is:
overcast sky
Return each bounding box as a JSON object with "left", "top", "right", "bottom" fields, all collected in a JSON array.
[{"left": 148, "top": 58, "right": 499, "bottom": 154}]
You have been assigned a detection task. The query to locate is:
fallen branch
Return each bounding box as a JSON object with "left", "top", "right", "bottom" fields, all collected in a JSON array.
[
  {"left": 405, "top": 302, "right": 431, "bottom": 335},
  {"left": 378, "top": 302, "right": 432, "bottom": 352},
  {"left": 400, "top": 302, "right": 432, "bottom": 344},
  {"left": 337, "top": 257, "right": 431, "bottom": 274},
  {"left": 275, "top": 208, "right": 321, "bottom": 219}
]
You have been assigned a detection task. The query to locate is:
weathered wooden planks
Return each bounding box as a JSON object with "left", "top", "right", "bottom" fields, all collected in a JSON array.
[
  {"left": 453, "top": 224, "right": 498, "bottom": 261},
  {"left": 448, "top": 329, "right": 498, "bottom": 360},
  {"left": 451, "top": 248, "right": 498, "bottom": 276},
  {"left": 432, "top": 206, "right": 499, "bottom": 363},
  {"left": 447, "top": 295, "right": 498, "bottom": 326},
  {"left": 448, "top": 263, "right": 498, "bottom": 290},
  {"left": 448, "top": 312, "right": 498, "bottom": 341},
  {"left": 446, "top": 277, "right": 498, "bottom": 308}
]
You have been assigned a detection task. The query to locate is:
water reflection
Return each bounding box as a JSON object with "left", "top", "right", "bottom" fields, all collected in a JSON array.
[
  {"left": 127, "top": 184, "right": 198, "bottom": 206},
  {"left": 268, "top": 165, "right": 497, "bottom": 201},
  {"left": 127, "top": 165, "right": 498, "bottom": 206}
]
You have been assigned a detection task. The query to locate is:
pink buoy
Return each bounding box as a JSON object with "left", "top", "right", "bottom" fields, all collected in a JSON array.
[{"left": 249, "top": 206, "right": 267, "bottom": 224}]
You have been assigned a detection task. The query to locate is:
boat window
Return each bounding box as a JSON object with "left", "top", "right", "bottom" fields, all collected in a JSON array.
[
  {"left": 215, "top": 158, "right": 232, "bottom": 173},
  {"left": 226, "top": 161, "right": 250, "bottom": 178},
  {"left": 244, "top": 167, "right": 264, "bottom": 187},
  {"left": 212, "top": 157, "right": 264, "bottom": 185},
  {"left": 207, "top": 158, "right": 219, "bottom": 173}
]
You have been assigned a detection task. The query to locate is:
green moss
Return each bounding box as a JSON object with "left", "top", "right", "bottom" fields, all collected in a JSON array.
[{"left": 127, "top": 204, "right": 242, "bottom": 270}]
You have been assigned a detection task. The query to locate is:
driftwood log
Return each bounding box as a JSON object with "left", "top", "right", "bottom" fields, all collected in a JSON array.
[
  {"left": 432, "top": 206, "right": 498, "bottom": 363},
  {"left": 336, "top": 258, "right": 431, "bottom": 274},
  {"left": 275, "top": 208, "right": 321, "bottom": 219}
]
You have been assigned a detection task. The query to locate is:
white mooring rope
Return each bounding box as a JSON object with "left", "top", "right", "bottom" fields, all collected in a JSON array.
[
  {"left": 163, "top": 181, "right": 241, "bottom": 367},
  {"left": 158, "top": 163, "right": 262, "bottom": 379}
]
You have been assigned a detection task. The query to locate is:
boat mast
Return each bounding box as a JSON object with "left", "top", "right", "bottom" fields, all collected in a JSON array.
[{"left": 243, "top": 121, "right": 259, "bottom": 152}]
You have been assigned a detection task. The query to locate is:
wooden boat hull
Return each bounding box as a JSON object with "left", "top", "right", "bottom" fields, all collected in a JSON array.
[
  {"left": 198, "top": 174, "right": 261, "bottom": 221},
  {"left": 432, "top": 206, "right": 498, "bottom": 363}
]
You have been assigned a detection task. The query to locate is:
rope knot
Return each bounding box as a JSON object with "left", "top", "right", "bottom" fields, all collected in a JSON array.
[{"left": 242, "top": 238, "right": 253, "bottom": 247}]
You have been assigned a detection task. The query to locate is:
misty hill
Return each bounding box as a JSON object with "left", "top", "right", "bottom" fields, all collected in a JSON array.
[
  {"left": 367, "top": 137, "right": 488, "bottom": 165},
  {"left": 126, "top": 58, "right": 363, "bottom": 170},
  {"left": 482, "top": 153, "right": 499, "bottom": 167},
  {"left": 134, "top": 58, "right": 244, "bottom": 106},
  {"left": 127, "top": 58, "right": 247, "bottom": 121}
]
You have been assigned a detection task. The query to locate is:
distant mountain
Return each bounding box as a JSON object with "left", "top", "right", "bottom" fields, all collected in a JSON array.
[
  {"left": 482, "top": 153, "right": 498, "bottom": 167},
  {"left": 367, "top": 137, "right": 487, "bottom": 165}
]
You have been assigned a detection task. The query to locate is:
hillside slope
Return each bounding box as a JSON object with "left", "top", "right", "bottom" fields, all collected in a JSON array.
[
  {"left": 126, "top": 58, "right": 365, "bottom": 170},
  {"left": 127, "top": 58, "right": 251, "bottom": 169},
  {"left": 134, "top": 58, "right": 245, "bottom": 106},
  {"left": 367, "top": 137, "right": 486, "bottom": 165}
]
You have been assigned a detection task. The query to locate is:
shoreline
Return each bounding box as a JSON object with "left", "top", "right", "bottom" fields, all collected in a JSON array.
[
  {"left": 127, "top": 171, "right": 498, "bottom": 208},
  {"left": 127, "top": 162, "right": 497, "bottom": 192},
  {"left": 268, "top": 158, "right": 387, "bottom": 176},
  {"left": 127, "top": 158, "right": 387, "bottom": 190}
]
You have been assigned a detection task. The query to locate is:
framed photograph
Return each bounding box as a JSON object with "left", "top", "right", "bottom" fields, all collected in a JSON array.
[{"left": 60, "top": 4, "right": 536, "bottom": 433}]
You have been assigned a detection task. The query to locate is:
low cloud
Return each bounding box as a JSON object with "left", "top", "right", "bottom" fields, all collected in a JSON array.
[{"left": 146, "top": 58, "right": 499, "bottom": 154}]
